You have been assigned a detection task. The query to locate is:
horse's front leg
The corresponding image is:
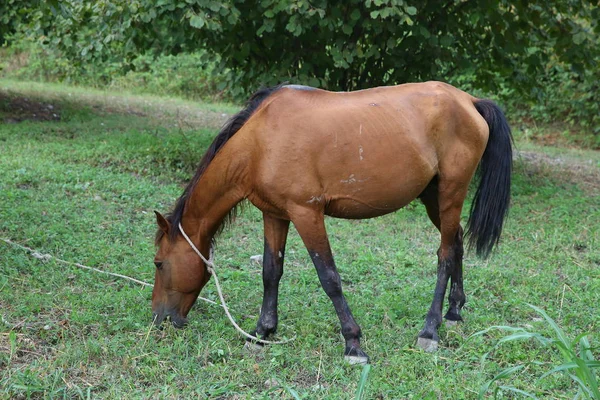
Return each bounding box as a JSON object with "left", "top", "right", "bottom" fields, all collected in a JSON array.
[
  {"left": 292, "top": 207, "right": 369, "bottom": 365},
  {"left": 249, "top": 213, "right": 290, "bottom": 342}
]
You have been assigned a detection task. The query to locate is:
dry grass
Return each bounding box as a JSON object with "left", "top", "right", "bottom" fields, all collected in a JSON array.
[
  {"left": 0, "top": 79, "right": 235, "bottom": 130},
  {"left": 517, "top": 150, "right": 600, "bottom": 195}
]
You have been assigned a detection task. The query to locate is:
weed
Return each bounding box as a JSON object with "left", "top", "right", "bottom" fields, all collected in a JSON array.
[{"left": 475, "top": 305, "right": 599, "bottom": 399}]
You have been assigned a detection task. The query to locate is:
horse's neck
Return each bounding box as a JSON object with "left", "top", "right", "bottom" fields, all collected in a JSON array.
[{"left": 181, "top": 144, "right": 249, "bottom": 239}]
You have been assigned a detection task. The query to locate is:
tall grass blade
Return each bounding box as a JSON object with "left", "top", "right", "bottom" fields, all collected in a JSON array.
[
  {"left": 471, "top": 325, "right": 527, "bottom": 337},
  {"left": 497, "top": 385, "right": 538, "bottom": 399},
  {"left": 576, "top": 334, "right": 594, "bottom": 361},
  {"left": 479, "top": 305, "right": 600, "bottom": 399},
  {"left": 355, "top": 364, "right": 371, "bottom": 400},
  {"left": 574, "top": 358, "right": 600, "bottom": 399},
  {"left": 540, "top": 360, "right": 600, "bottom": 379},
  {"left": 496, "top": 331, "right": 551, "bottom": 347},
  {"left": 578, "top": 334, "right": 598, "bottom": 397},
  {"left": 282, "top": 383, "right": 302, "bottom": 400},
  {"left": 479, "top": 364, "right": 525, "bottom": 399},
  {"left": 8, "top": 330, "right": 17, "bottom": 361},
  {"left": 527, "top": 304, "right": 571, "bottom": 348},
  {"left": 568, "top": 373, "right": 595, "bottom": 399},
  {"left": 528, "top": 304, "right": 600, "bottom": 398}
]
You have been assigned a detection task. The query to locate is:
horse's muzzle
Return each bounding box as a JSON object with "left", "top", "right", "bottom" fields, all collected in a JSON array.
[{"left": 152, "top": 308, "right": 188, "bottom": 329}]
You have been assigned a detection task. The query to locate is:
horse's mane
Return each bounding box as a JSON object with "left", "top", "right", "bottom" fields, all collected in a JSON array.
[{"left": 156, "top": 84, "right": 283, "bottom": 245}]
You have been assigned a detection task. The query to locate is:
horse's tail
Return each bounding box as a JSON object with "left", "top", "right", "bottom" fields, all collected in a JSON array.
[{"left": 466, "top": 99, "right": 513, "bottom": 258}]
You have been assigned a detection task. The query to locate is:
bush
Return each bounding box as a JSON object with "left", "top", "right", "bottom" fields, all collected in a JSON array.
[
  {"left": 475, "top": 305, "right": 599, "bottom": 399},
  {"left": 1, "top": 42, "right": 226, "bottom": 101}
]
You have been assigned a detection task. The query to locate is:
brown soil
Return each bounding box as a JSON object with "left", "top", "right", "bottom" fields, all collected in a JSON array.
[{"left": 0, "top": 92, "right": 61, "bottom": 123}]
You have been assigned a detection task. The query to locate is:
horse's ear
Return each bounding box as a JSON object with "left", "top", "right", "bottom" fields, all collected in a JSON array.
[{"left": 154, "top": 211, "right": 170, "bottom": 234}]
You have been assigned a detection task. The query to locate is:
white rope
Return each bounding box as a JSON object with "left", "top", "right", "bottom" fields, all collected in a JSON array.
[
  {"left": 1, "top": 237, "right": 153, "bottom": 287},
  {"left": 178, "top": 223, "right": 295, "bottom": 345},
  {"left": 0, "top": 237, "right": 218, "bottom": 307}
]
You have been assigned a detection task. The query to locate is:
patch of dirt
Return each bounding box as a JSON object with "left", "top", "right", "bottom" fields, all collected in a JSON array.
[
  {"left": 93, "top": 97, "right": 230, "bottom": 130},
  {"left": 0, "top": 331, "right": 53, "bottom": 366},
  {"left": 516, "top": 150, "right": 600, "bottom": 194},
  {"left": 0, "top": 92, "right": 61, "bottom": 123},
  {"left": 0, "top": 300, "right": 67, "bottom": 369}
]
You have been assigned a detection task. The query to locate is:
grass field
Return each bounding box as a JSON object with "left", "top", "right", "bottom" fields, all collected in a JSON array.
[{"left": 1, "top": 80, "right": 599, "bottom": 399}]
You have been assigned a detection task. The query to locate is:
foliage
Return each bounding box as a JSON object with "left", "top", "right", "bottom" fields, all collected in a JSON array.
[
  {"left": 7, "top": 1, "right": 600, "bottom": 97},
  {"left": 178, "top": 0, "right": 600, "bottom": 98},
  {"left": 1, "top": 0, "right": 599, "bottom": 137},
  {"left": 449, "top": 61, "right": 600, "bottom": 143},
  {"left": 0, "top": 0, "right": 38, "bottom": 45},
  {"left": 519, "top": 62, "right": 600, "bottom": 137},
  {"left": 475, "top": 305, "right": 600, "bottom": 399},
  {"left": 1, "top": 44, "right": 227, "bottom": 101},
  {"left": 3, "top": 0, "right": 598, "bottom": 136},
  {"left": 108, "top": 51, "right": 226, "bottom": 100}
]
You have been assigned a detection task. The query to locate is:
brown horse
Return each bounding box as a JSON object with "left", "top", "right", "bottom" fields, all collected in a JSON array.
[{"left": 152, "top": 81, "right": 512, "bottom": 364}]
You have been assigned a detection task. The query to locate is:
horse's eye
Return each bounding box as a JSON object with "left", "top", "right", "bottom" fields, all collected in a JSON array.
[{"left": 154, "top": 261, "right": 163, "bottom": 270}]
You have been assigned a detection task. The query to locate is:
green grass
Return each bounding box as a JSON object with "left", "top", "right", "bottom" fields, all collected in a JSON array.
[
  {"left": 1, "top": 80, "right": 599, "bottom": 399},
  {"left": 475, "top": 305, "right": 600, "bottom": 399}
]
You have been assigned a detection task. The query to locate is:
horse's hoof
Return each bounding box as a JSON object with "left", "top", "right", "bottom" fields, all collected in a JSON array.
[
  {"left": 243, "top": 341, "right": 264, "bottom": 354},
  {"left": 344, "top": 355, "right": 369, "bottom": 365},
  {"left": 445, "top": 319, "right": 459, "bottom": 328},
  {"left": 416, "top": 337, "right": 439, "bottom": 352}
]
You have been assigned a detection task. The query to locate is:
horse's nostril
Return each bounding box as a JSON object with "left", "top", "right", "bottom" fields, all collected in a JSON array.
[
  {"left": 170, "top": 314, "right": 188, "bottom": 329},
  {"left": 152, "top": 311, "right": 166, "bottom": 327}
]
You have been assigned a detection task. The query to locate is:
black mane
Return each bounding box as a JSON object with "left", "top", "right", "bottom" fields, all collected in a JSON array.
[{"left": 156, "top": 85, "right": 283, "bottom": 244}]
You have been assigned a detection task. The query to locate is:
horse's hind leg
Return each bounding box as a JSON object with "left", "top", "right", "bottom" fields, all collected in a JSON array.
[
  {"left": 420, "top": 184, "right": 466, "bottom": 327},
  {"left": 291, "top": 207, "right": 369, "bottom": 365},
  {"left": 417, "top": 180, "right": 467, "bottom": 351},
  {"left": 249, "top": 214, "right": 290, "bottom": 344},
  {"left": 444, "top": 229, "right": 465, "bottom": 327}
]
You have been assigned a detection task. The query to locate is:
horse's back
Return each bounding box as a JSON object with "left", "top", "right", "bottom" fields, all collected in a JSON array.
[{"left": 259, "top": 81, "right": 487, "bottom": 153}]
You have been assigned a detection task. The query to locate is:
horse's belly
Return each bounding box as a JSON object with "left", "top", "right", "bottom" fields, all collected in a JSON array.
[
  {"left": 325, "top": 198, "right": 403, "bottom": 219},
  {"left": 324, "top": 181, "right": 427, "bottom": 219}
]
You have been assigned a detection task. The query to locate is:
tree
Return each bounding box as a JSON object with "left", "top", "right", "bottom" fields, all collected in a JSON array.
[
  {"left": 9, "top": 0, "right": 600, "bottom": 101},
  {"left": 0, "top": 0, "right": 38, "bottom": 46}
]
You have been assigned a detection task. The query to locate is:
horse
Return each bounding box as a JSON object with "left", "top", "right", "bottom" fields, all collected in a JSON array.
[{"left": 152, "top": 81, "right": 512, "bottom": 364}]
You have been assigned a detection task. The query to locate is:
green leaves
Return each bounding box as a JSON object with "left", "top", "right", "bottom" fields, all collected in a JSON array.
[
  {"left": 189, "top": 15, "right": 205, "bottom": 29},
  {"left": 475, "top": 304, "right": 600, "bottom": 399},
  {"left": 285, "top": 15, "right": 303, "bottom": 36}
]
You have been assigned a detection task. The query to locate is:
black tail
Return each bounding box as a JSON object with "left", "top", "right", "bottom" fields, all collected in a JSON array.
[{"left": 466, "top": 99, "right": 513, "bottom": 258}]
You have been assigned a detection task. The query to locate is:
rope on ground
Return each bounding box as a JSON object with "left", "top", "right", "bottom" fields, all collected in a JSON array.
[{"left": 0, "top": 237, "right": 218, "bottom": 307}]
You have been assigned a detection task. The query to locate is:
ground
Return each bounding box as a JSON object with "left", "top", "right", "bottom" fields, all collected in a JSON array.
[{"left": 0, "top": 79, "right": 598, "bottom": 399}]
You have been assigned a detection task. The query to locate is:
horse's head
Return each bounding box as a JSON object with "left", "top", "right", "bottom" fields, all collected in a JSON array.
[{"left": 151, "top": 211, "right": 211, "bottom": 328}]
